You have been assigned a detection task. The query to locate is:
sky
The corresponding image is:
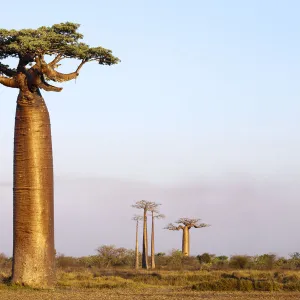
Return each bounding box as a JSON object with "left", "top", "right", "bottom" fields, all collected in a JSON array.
[{"left": 0, "top": 0, "right": 299, "bottom": 257}]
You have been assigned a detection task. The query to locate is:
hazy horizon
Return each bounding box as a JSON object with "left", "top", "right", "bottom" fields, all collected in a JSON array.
[
  {"left": 0, "top": 1, "right": 299, "bottom": 258},
  {"left": 1, "top": 175, "right": 299, "bottom": 258}
]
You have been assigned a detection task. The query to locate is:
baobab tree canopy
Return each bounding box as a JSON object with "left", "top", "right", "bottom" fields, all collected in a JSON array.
[
  {"left": 176, "top": 218, "right": 209, "bottom": 228},
  {"left": 0, "top": 22, "right": 120, "bottom": 90},
  {"left": 132, "top": 200, "right": 157, "bottom": 211},
  {"left": 166, "top": 218, "right": 209, "bottom": 230}
]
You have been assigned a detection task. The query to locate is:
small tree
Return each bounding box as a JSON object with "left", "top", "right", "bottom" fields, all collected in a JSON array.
[
  {"left": 132, "top": 200, "right": 156, "bottom": 269},
  {"left": 165, "top": 218, "right": 209, "bottom": 256},
  {"left": 0, "top": 22, "right": 119, "bottom": 287},
  {"left": 197, "top": 253, "right": 212, "bottom": 264},
  {"left": 96, "top": 245, "right": 134, "bottom": 268},
  {"left": 167, "top": 249, "right": 184, "bottom": 270},
  {"left": 229, "top": 255, "right": 252, "bottom": 269},
  {"left": 132, "top": 215, "right": 143, "bottom": 269}
]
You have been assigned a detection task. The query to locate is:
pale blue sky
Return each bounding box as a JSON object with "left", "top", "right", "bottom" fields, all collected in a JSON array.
[{"left": 0, "top": 1, "right": 299, "bottom": 256}]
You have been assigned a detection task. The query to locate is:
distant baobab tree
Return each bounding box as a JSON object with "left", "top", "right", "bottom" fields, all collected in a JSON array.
[
  {"left": 132, "top": 215, "right": 143, "bottom": 269},
  {"left": 149, "top": 204, "right": 165, "bottom": 269},
  {"left": 165, "top": 218, "right": 209, "bottom": 256},
  {"left": 132, "top": 200, "right": 156, "bottom": 269},
  {"left": 0, "top": 22, "right": 119, "bottom": 287}
]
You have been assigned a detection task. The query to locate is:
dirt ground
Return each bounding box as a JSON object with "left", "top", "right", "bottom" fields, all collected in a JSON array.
[{"left": 0, "top": 288, "right": 300, "bottom": 300}]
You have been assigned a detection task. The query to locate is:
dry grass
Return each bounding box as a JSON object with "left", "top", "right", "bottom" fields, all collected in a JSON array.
[{"left": 1, "top": 269, "right": 300, "bottom": 299}]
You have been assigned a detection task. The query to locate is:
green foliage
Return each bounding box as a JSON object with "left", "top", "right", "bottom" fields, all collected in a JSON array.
[
  {"left": 216, "top": 255, "right": 229, "bottom": 261},
  {"left": 0, "top": 22, "right": 119, "bottom": 65},
  {"left": 229, "top": 255, "right": 252, "bottom": 269},
  {"left": 166, "top": 249, "right": 184, "bottom": 270},
  {"left": 52, "top": 248, "right": 300, "bottom": 272},
  {"left": 253, "top": 254, "right": 277, "bottom": 270},
  {"left": 290, "top": 252, "right": 300, "bottom": 260},
  {"left": 197, "top": 253, "right": 212, "bottom": 264}
]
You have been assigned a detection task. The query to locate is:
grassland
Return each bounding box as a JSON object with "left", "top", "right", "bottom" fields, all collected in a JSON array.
[{"left": 1, "top": 269, "right": 300, "bottom": 299}]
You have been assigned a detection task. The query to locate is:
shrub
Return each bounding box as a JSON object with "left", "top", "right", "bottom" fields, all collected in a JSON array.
[
  {"left": 56, "top": 253, "right": 78, "bottom": 269},
  {"left": 239, "top": 279, "right": 254, "bottom": 291},
  {"left": 229, "top": 255, "right": 252, "bottom": 269},
  {"left": 283, "top": 281, "right": 300, "bottom": 291},
  {"left": 254, "top": 280, "right": 274, "bottom": 291},
  {"left": 253, "top": 254, "right": 277, "bottom": 270},
  {"left": 0, "top": 253, "right": 12, "bottom": 272},
  {"left": 96, "top": 245, "right": 135, "bottom": 268},
  {"left": 197, "top": 253, "right": 212, "bottom": 264},
  {"left": 192, "top": 278, "right": 238, "bottom": 291},
  {"left": 166, "top": 249, "right": 184, "bottom": 270}
]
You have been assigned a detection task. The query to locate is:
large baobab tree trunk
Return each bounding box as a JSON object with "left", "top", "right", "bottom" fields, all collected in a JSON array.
[
  {"left": 182, "top": 226, "right": 190, "bottom": 257},
  {"left": 142, "top": 209, "right": 148, "bottom": 269},
  {"left": 12, "top": 91, "right": 55, "bottom": 287},
  {"left": 135, "top": 220, "right": 139, "bottom": 269},
  {"left": 151, "top": 211, "right": 155, "bottom": 269}
]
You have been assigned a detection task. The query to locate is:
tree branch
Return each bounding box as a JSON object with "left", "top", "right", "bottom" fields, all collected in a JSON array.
[
  {"left": 48, "top": 54, "right": 64, "bottom": 68},
  {"left": 0, "top": 63, "right": 17, "bottom": 77},
  {"left": 154, "top": 214, "right": 165, "bottom": 220},
  {"left": 37, "top": 56, "right": 86, "bottom": 82},
  {"left": 39, "top": 73, "right": 62, "bottom": 92},
  {"left": 76, "top": 59, "right": 86, "bottom": 73},
  {"left": 193, "top": 223, "right": 210, "bottom": 229},
  {"left": 132, "top": 200, "right": 157, "bottom": 211},
  {"left": 132, "top": 215, "right": 143, "bottom": 222},
  {"left": 39, "top": 81, "right": 63, "bottom": 92},
  {"left": 164, "top": 223, "right": 184, "bottom": 231},
  {"left": 0, "top": 76, "right": 18, "bottom": 88}
]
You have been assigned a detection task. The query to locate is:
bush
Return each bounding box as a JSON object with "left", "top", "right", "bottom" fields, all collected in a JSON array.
[
  {"left": 192, "top": 278, "right": 239, "bottom": 291},
  {"left": 96, "top": 245, "right": 135, "bottom": 268},
  {"left": 197, "top": 253, "right": 212, "bottom": 264},
  {"left": 283, "top": 281, "right": 300, "bottom": 291},
  {"left": 56, "top": 253, "right": 78, "bottom": 269},
  {"left": 239, "top": 279, "right": 254, "bottom": 291},
  {"left": 166, "top": 249, "right": 184, "bottom": 270},
  {"left": 0, "top": 253, "right": 11, "bottom": 271},
  {"left": 229, "top": 255, "right": 252, "bottom": 269},
  {"left": 253, "top": 254, "right": 277, "bottom": 270},
  {"left": 254, "top": 280, "right": 274, "bottom": 291}
]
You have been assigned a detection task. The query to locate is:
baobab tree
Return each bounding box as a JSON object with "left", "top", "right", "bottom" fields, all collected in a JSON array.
[
  {"left": 132, "top": 200, "right": 156, "bottom": 269},
  {"left": 132, "top": 215, "right": 143, "bottom": 269},
  {"left": 165, "top": 218, "right": 209, "bottom": 256},
  {"left": 149, "top": 205, "right": 165, "bottom": 269},
  {"left": 0, "top": 22, "right": 119, "bottom": 287}
]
